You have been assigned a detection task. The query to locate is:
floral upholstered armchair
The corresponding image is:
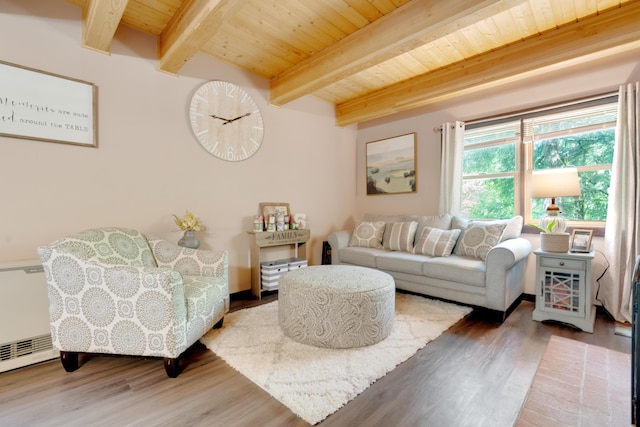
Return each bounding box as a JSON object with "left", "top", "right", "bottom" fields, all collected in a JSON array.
[{"left": 37, "top": 227, "right": 229, "bottom": 377}]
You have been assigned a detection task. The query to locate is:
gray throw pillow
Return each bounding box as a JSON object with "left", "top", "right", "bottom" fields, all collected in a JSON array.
[
  {"left": 455, "top": 222, "right": 507, "bottom": 260},
  {"left": 383, "top": 221, "right": 418, "bottom": 252},
  {"left": 413, "top": 227, "right": 461, "bottom": 257},
  {"left": 348, "top": 221, "right": 386, "bottom": 248}
]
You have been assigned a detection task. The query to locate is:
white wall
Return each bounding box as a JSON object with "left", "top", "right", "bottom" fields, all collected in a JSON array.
[
  {"left": 355, "top": 48, "right": 640, "bottom": 295},
  {"left": 3, "top": 1, "right": 640, "bottom": 297},
  {"left": 0, "top": 1, "right": 357, "bottom": 294}
]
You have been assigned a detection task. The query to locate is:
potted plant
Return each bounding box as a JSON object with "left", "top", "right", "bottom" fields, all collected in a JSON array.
[
  {"left": 173, "top": 211, "right": 202, "bottom": 249},
  {"left": 530, "top": 219, "right": 570, "bottom": 252}
]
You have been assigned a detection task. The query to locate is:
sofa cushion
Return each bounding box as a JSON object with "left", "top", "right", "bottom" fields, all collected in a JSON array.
[
  {"left": 453, "top": 215, "right": 523, "bottom": 242},
  {"left": 363, "top": 213, "right": 407, "bottom": 223},
  {"left": 339, "top": 246, "right": 388, "bottom": 268},
  {"left": 413, "top": 227, "right": 461, "bottom": 257},
  {"left": 349, "top": 221, "right": 385, "bottom": 248},
  {"left": 422, "top": 256, "right": 486, "bottom": 287},
  {"left": 496, "top": 216, "right": 523, "bottom": 241},
  {"left": 55, "top": 227, "right": 156, "bottom": 268},
  {"left": 455, "top": 222, "right": 507, "bottom": 260},
  {"left": 364, "top": 214, "right": 453, "bottom": 246},
  {"left": 452, "top": 215, "right": 470, "bottom": 231},
  {"left": 376, "top": 251, "right": 431, "bottom": 275},
  {"left": 365, "top": 214, "right": 410, "bottom": 245},
  {"left": 410, "top": 214, "right": 454, "bottom": 239},
  {"left": 383, "top": 221, "right": 418, "bottom": 252}
]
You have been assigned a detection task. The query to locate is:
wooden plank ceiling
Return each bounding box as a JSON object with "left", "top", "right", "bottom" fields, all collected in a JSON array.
[{"left": 68, "top": 0, "right": 640, "bottom": 126}]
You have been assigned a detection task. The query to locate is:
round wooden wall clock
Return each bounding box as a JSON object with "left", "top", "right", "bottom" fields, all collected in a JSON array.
[{"left": 189, "top": 81, "right": 264, "bottom": 161}]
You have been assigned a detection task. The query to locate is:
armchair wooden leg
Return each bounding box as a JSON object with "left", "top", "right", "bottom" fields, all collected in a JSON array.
[
  {"left": 60, "top": 351, "right": 79, "bottom": 372},
  {"left": 164, "top": 357, "right": 181, "bottom": 378},
  {"left": 214, "top": 317, "right": 224, "bottom": 329}
]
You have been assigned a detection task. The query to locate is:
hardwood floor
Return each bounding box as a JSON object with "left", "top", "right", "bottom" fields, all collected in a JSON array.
[{"left": 0, "top": 295, "right": 630, "bottom": 427}]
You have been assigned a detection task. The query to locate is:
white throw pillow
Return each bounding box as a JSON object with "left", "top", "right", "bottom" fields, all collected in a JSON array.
[
  {"left": 455, "top": 222, "right": 507, "bottom": 260},
  {"left": 383, "top": 221, "right": 418, "bottom": 252},
  {"left": 348, "top": 221, "right": 386, "bottom": 248},
  {"left": 413, "top": 227, "right": 461, "bottom": 257},
  {"left": 497, "top": 216, "right": 523, "bottom": 241}
]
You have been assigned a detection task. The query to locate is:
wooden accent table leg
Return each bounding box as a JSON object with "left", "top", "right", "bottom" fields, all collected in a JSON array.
[
  {"left": 214, "top": 317, "right": 224, "bottom": 329},
  {"left": 60, "top": 351, "right": 79, "bottom": 372},
  {"left": 164, "top": 357, "right": 181, "bottom": 378}
]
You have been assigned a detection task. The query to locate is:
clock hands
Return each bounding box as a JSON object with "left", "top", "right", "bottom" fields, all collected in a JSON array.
[
  {"left": 210, "top": 113, "right": 252, "bottom": 125},
  {"left": 221, "top": 112, "right": 252, "bottom": 125},
  {"left": 210, "top": 114, "right": 232, "bottom": 122}
]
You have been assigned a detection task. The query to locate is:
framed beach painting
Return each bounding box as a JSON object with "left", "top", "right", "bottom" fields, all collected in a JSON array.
[{"left": 366, "top": 133, "right": 416, "bottom": 195}]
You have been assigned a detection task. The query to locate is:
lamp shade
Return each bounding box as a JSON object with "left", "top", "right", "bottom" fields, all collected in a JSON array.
[
  {"left": 533, "top": 168, "right": 581, "bottom": 234},
  {"left": 532, "top": 168, "right": 581, "bottom": 198}
]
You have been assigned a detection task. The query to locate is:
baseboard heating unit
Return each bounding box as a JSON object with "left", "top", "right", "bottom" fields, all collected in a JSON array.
[{"left": 0, "top": 259, "right": 58, "bottom": 373}]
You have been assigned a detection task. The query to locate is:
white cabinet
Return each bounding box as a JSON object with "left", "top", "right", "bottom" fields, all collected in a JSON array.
[{"left": 532, "top": 248, "right": 596, "bottom": 333}]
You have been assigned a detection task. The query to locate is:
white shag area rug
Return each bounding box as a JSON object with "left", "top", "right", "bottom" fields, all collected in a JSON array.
[{"left": 200, "top": 293, "right": 471, "bottom": 425}]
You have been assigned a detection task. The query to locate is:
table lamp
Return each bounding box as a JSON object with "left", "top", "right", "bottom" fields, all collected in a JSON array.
[
  {"left": 532, "top": 168, "right": 581, "bottom": 233},
  {"left": 532, "top": 168, "right": 581, "bottom": 252}
]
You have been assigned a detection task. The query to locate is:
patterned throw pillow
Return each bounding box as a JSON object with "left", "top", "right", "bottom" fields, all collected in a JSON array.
[
  {"left": 383, "top": 221, "right": 418, "bottom": 252},
  {"left": 413, "top": 226, "right": 461, "bottom": 257},
  {"left": 455, "top": 222, "right": 507, "bottom": 260},
  {"left": 348, "top": 221, "right": 386, "bottom": 248},
  {"left": 452, "top": 215, "right": 523, "bottom": 243}
]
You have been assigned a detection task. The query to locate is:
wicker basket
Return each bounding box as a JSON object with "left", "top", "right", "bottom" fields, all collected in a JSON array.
[{"left": 540, "top": 232, "right": 570, "bottom": 253}]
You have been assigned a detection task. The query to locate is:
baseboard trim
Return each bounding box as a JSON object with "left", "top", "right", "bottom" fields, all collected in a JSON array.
[{"left": 230, "top": 289, "right": 254, "bottom": 302}]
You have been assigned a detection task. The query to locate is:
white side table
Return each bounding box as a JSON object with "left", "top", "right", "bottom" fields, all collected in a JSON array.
[{"left": 532, "top": 248, "right": 596, "bottom": 333}]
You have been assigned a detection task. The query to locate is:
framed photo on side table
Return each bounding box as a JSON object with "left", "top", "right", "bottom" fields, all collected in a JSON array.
[
  {"left": 259, "top": 202, "right": 289, "bottom": 219},
  {"left": 570, "top": 229, "right": 593, "bottom": 253}
]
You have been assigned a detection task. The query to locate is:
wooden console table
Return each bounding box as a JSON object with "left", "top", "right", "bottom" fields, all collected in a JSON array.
[{"left": 248, "top": 229, "right": 310, "bottom": 299}]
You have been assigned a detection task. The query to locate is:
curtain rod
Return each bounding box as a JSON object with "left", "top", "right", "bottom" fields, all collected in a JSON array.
[
  {"left": 433, "top": 122, "right": 465, "bottom": 132},
  {"left": 431, "top": 91, "right": 617, "bottom": 133},
  {"left": 465, "top": 91, "right": 618, "bottom": 130}
]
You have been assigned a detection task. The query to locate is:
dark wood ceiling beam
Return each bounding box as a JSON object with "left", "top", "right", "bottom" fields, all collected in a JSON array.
[
  {"left": 269, "top": 0, "right": 529, "bottom": 107},
  {"left": 335, "top": 2, "right": 640, "bottom": 126},
  {"left": 158, "top": 0, "right": 245, "bottom": 75},
  {"left": 82, "top": 0, "right": 129, "bottom": 53}
]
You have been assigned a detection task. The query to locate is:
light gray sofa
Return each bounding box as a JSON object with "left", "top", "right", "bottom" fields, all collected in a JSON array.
[{"left": 328, "top": 214, "right": 532, "bottom": 322}]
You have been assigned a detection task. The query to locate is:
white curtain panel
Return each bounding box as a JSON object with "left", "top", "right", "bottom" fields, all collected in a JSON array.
[
  {"left": 438, "top": 121, "right": 465, "bottom": 215},
  {"left": 602, "top": 82, "right": 640, "bottom": 323}
]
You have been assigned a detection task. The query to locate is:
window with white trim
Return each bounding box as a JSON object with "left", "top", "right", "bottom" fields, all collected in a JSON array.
[{"left": 461, "top": 96, "right": 617, "bottom": 227}]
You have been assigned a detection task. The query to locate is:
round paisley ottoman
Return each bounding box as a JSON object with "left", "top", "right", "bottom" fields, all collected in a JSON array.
[{"left": 278, "top": 265, "right": 395, "bottom": 349}]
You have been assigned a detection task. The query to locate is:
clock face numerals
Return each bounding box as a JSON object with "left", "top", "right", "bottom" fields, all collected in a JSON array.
[{"left": 189, "top": 81, "right": 264, "bottom": 161}]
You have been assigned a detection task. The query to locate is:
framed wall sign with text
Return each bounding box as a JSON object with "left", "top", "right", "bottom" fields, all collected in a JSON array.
[{"left": 0, "top": 61, "right": 97, "bottom": 147}]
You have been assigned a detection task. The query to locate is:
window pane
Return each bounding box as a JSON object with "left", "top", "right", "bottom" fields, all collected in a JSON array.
[
  {"left": 461, "top": 177, "right": 515, "bottom": 219},
  {"left": 533, "top": 129, "right": 614, "bottom": 170},
  {"left": 531, "top": 170, "right": 610, "bottom": 221},
  {"left": 461, "top": 97, "right": 615, "bottom": 223},
  {"left": 463, "top": 143, "right": 515, "bottom": 175},
  {"left": 464, "top": 121, "right": 519, "bottom": 146},
  {"left": 530, "top": 104, "right": 617, "bottom": 137}
]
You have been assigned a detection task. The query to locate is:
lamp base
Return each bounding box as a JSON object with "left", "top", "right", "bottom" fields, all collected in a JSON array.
[
  {"left": 539, "top": 212, "right": 567, "bottom": 233},
  {"left": 540, "top": 233, "right": 570, "bottom": 253}
]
